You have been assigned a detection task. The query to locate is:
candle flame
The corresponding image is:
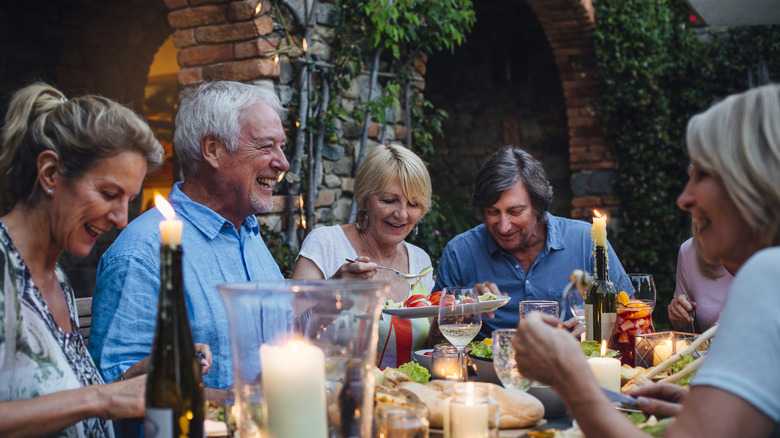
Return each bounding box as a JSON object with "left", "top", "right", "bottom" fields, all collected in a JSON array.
[
  {"left": 302, "top": 38, "right": 308, "bottom": 52},
  {"left": 600, "top": 340, "right": 607, "bottom": 358},
  {"left": 155, "top": 194, "right": 176, "bottom": 220},
  {"left": 594, "top": 209, "right": 602, "bottom": 218},
  {"left": 254, "top": 1, "right": 262, "bottom": 16},
  {"left": 465, "top": 381, "right": 475, "bottom": 406}
]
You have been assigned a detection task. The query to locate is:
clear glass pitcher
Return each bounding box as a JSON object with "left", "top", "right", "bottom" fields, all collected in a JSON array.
[{"left": 218, "top": 280, "right": 390, "bottom": 438}]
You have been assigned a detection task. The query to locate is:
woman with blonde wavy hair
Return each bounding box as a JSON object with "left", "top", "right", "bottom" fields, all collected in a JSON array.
[
  {"left": 511, "top": 83, "right": 780, "bottom": 438},
  {"left": 0, "top": 83, "right": 210, "bottom": 438}
]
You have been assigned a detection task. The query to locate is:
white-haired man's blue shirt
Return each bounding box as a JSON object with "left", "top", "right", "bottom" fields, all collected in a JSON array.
[{"left": 88, "top": 182, "right": 288, "bottom": 390}]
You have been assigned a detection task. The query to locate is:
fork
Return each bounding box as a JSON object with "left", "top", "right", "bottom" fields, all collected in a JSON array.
[
  {"left": 344, "top": 258, "right": 423, "bottom": 283},
  {"left": 683, "top": 293, "right": 696, "bottom": 333}
]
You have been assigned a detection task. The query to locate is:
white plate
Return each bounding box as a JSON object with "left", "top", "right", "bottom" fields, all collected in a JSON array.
[{"left": 382, "top": 296, "right": 512, "bottom": 319}]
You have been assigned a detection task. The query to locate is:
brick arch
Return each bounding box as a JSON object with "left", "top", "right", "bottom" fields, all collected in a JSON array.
[{"left": 524, "top": 0, "right": 615, "bottom": 219}]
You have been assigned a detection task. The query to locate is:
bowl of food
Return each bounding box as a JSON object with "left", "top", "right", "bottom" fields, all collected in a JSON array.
[
  {"left": 467, "top": 352, "right": 501, "bottom": 384},
  {"left": 527, "top": 384, "right": 567, "bottom": 417},
  {"left": 413, "top": 349, "right": 434, "bottom": 372}
]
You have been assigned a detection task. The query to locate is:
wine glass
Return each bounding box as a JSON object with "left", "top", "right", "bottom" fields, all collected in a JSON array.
[
  {"left": 559, "top": 280, "right": 586, "bottom": 328},
  {"left": 616, "top": 273, "right": 656, "bottom": 309},
  {"left": 492, "top": 329, "right": 531, "bottom": 391},
  {"left": 438, "top": 287, "right": 482, "bottom": 381}
]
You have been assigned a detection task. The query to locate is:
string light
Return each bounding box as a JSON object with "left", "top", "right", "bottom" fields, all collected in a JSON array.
[
  {"left": 273, "top": 54, "right": 279, "bottom": 65},
  {"left": 302, "top": 38, "right": 308, "bottom": 52},
  {"left": 254, "top": 1, "right": 262, "bottom": 16}
]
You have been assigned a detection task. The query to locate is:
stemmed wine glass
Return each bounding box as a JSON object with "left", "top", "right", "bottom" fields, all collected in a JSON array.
[
  {"left": 616, "top": 273, "right": 657, "bottom": 310},
  {"left": 438, "top": 287, "right": 482, "bottom": 381},
  {"left": 559, "top": 280, "right": 586, "bottom": 330}
]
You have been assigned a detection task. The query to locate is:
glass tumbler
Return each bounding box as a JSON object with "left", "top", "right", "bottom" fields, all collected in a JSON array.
[{"left": 374, "top": 403, "right": 429, "bottom": 438}]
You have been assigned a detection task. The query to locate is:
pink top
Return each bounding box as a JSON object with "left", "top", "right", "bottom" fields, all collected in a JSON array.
[{"left": 674, "top": 238, "right": 734, "bottom": 332}]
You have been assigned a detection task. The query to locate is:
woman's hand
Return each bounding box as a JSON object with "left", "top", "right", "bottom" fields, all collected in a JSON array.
[
  {"left": 97, "top": 375, "right": 147, "bottom": 420},
  {"left": 668, "top": 294, "right": 696, "bottom": 331},
  {"left": 560, "top": 316, "right": 585, "bottom": 339},
  {"left": 512, "top": 312, "right": 586, "bottom": 387},
  {"left": 331, "top": 256, "right": 377, "bottom": 280},
  {"left": 195, "top": 343, "right": 213, "bottom": 375},
  {"left": 630, "top": 382, "right": 689, "bottom": 418}
]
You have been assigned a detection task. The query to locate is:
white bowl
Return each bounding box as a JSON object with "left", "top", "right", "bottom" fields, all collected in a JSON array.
[
  {"left": 528, "top": 384, "right": 567, "bottom": 417},
  {"left": 468, "top": 353, "right": 501, "bottom": 384},
  {"left": 414, "top": 349, "right": 433, "bottom": 372}
]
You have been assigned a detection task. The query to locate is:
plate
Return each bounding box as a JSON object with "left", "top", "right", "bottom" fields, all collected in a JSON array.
[
  {"left": 382, "top": 296, "right": 512, "bottom": 319},
  {"left": 430, "top": 419, "right": 547, "bottom": 437}
]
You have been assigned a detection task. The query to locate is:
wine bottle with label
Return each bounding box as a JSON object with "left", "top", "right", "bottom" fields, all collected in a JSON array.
[
  {"left": 584, "top": 244, "right": 617, "bottom": 341},
  {"left": 144, "top": 239, "right": 204, "bottom": 438}
]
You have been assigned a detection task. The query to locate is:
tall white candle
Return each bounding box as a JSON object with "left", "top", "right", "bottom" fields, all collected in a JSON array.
[
  {"left": 591, "top": 210, "right": 607, "bottom": 247},
  {"left": 260, "top": 340, "right": 328, "bottom": 438},
  {"left": 450, "top": 383, "right": 489, "bottom": 438},
  {"left": 155, "top": 194, "right": 182, "bottom": 247},
  {"left": 587, "top": 340, "right": 620, "bottom": 393}
]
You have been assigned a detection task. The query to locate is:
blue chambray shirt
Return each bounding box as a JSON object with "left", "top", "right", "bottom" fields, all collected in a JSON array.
[
  {"left": 434, "top": 213, "right": 626, "bottom": 338},
  {"left": 88, "top": 182, "right": 287, "bottom": 390}
]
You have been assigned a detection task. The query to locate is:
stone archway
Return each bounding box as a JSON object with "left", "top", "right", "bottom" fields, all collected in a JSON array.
[{"left": 524, "top": 0, "right": 615, "bottom": 220}]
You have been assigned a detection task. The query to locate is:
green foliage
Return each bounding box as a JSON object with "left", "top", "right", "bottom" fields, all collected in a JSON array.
[
  {"left": 259, "top": 223, "right": 296, "bottom": 278},
  {"left": 594, "top": 0, "right": 780, "bottom": 327},
  {"left": 407, "top": 195, "right": 478, "bottom": 270}
]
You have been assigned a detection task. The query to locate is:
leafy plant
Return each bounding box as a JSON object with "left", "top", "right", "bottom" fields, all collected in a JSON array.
[{"left": 594, "top": 0, "right": 780, "bottom": 328}]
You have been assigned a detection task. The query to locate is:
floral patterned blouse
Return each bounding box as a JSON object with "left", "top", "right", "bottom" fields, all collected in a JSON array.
[{"left": 0, "top": 221, "right": 113, "bottom": 437}]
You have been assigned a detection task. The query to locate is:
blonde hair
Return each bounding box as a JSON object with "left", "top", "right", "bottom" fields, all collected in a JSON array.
[
  {"left": 354, "top": 144, "right": 432, "bottom": 217},
  {"left": 0, "top": 83, "right": 164, "bottom": 212},
  {"left": 686, "top": 83, "right": 780, "bottom": 247}
]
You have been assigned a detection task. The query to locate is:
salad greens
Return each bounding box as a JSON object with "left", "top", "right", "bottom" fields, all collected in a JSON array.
[
  {"left": 467, "top": 339, "right": 493, "bottom": 359},
  {"left": 580, "top": 340, "right": 618, "bottom": 358},
  {"left": 626, "top": 412, "right": 675, "bottom": 437},
  {"left": 670, "top": 355, "right": 696, "bottom": 386},
  {"left": 396, "top": 361, "right": 431, "bottom": 384}
]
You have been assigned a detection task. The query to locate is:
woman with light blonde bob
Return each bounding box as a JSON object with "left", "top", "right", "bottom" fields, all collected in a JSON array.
[
  {"left": 511, "top": 84, "right": 780, "bottom": 438},
  {"left": 0, "top": 83, "right": 212, "bottom": 438},
  {"left": 293, "top": 143, "right": 435, "bottom": 367}
]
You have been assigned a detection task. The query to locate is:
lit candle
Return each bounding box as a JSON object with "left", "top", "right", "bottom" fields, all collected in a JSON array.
[
  {"left": 260, "top": 340, "right": 327, "bottom": 438},
  {"left": 591, "top": 210, "right": 607, "bottom": 247},
  {"left": 587, "top": 340, "right": 620, "bottom": 392},
  {"left": 155, "top": 194, "right": 182, "bottom": 247},
  {"left": 654, "top": 339, "right": 674, "bottom": 367},
  {"left": 449, "top": 382, "right": 489, "bottom": 438}
]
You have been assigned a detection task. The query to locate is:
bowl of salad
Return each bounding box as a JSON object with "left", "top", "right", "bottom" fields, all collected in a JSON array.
[{"left": 467, "top": 339, "right": 501, "bottom": 384}]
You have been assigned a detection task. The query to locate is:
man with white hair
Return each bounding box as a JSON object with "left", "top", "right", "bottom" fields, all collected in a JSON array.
[{"left": 89, "top": 81, "right": 290, "bottom": 404}]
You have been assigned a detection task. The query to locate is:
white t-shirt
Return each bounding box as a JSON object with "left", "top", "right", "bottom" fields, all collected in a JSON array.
[
  {"left": 297, "top": 225, "right": 434, "bottom": 368},
  {"left": 693, "top": 246, "right": 780, "bottom": 431}
]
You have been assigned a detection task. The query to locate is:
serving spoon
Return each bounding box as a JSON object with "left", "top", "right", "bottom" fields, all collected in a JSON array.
[{"left": 344, "top": 258, "right": 429, "bottom": 284}]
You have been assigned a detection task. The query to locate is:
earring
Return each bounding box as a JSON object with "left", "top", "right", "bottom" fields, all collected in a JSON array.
[
  {"left": 356, "top": 210, "right": 369, "bottom": 231},
  {"left": 412, "top": 225, "right": 418, "bottom": 237},
  {"left": 46, "top": 188, "right": 53, "bottom": 197}
]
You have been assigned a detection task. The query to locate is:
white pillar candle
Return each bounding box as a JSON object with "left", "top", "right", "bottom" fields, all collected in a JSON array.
[
  {"left": 591, "top": 210, "right": 608, "bottom": 247},
  {"left": 653, "top": 340, "right": 674, "bottom": 367},
  {"left": 449, "top": 383, "right": 489, "bottom": 438},
  {"left": 155, "top": 194, "right": 182, "bottom": 247},
  {"left": 587, "top": 341, "right": 620, "bottom": 393},
  {"left": 260, "top": 340, "right": 328, "bottom": 438}
]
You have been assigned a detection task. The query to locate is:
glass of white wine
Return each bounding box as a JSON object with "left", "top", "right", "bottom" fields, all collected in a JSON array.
[
  {"left": 438, "top": 286, "right": 482, "bottom": 381},
  {"left": 492, "top": 329, "right": 531, "bottom": 391}
]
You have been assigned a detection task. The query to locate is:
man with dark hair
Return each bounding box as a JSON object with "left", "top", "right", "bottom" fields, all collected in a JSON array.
[{"left": 433, "top": 146, "right": 626, "bottom": 337}]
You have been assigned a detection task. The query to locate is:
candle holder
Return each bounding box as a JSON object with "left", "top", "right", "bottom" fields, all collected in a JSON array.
[
  {"left": 431, "top": 344, "right": 464, "bottom": 381},
  {"left": 218, "top": 280, "right": 390, "bottom": 438},
  {"left": 443, "top": 382, "right": 499, "bottom": 438},
  {"left": 634, "top": 331, "right": 710, "bottom": 369}
]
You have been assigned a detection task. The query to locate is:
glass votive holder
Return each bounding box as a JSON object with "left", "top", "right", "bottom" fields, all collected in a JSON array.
[
  {"left": 223, "top": 385, "right": 237, "bottom": 436},
  {"left": 634, "top": 331, "right": 710, "bottom": 369},
  {"left": 431, "top": 344, "right": 464, "bottom": 381},
  {"left": 236, "top": 382, "right": 266, "bottom": 437},
  {"left": 443, "top": 382, "right": 499, "bottom": 438},
  {"left": 374, "top": 402, "right": 429, "bottom": 438}
]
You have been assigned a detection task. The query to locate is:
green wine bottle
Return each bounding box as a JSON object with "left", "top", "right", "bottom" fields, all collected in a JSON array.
[
  {"left": 584, "top": 245, "right": 617, "bottom": 342},
  {"left": 144, "top": 242, "right": 204, "bottom": 438}
]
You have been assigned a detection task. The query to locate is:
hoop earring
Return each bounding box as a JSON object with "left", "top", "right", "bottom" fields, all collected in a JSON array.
[
  {"left": 412, "top": 225, "right": 418, "bottom": 237},
  {"left": 356, "top": 210, "right": 369, "bottom": 231}
]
